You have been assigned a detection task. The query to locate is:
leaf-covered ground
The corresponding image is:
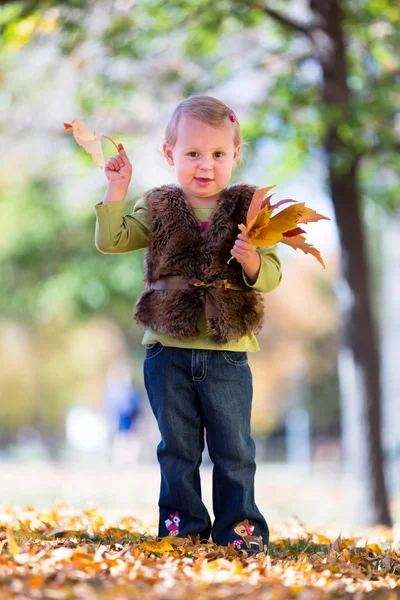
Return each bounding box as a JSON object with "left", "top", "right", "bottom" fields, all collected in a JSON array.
[{"left": 1, "top": 505, "right": 400, "bottom": 599}]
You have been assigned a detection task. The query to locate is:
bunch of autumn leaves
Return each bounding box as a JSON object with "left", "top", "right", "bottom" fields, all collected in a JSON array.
[
  {"left": 64, "top": 118, "right": 330, "bottom": 268},
  {"left": 237, "top": 185, "right": 330, "bottom": 268}
]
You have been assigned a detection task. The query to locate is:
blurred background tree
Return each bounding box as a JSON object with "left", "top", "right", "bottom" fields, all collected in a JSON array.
[{"left": 0, "top": 0, "right": 399, "bottom": 524}]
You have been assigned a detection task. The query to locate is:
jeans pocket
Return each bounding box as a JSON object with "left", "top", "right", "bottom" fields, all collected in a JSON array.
[
  {"left": 145, "top": 342, "right": 164, "bottom": 360},
  {"left": 221, "top": 351, "right": 248, "bottom": 366}
]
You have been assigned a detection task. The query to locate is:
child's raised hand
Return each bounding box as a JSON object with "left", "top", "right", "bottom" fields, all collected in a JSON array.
[{"left": 104, "top": 144, "right": 132, "bottom": 187}]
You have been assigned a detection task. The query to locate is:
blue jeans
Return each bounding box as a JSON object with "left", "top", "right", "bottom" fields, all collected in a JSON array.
[{"left": 143, "top": 343, "right": 269, "bottom": 552}]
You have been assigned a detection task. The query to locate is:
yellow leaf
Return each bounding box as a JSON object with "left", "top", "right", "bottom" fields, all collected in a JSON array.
[
  {"left": 247, "top": 205, "right": 303, "bottom": 246},
  {"left": 366, "top": 543, "right": 384, "bottom": 557},
  {"left": 268, "top": 203, "right": 314, "bottom": 233},
  {"left": 314, "top": 534, "right": 331, "bottom": 544},
  {"left": 249, "top": 229, "right": 285, "bottom": 247},
  {"left": 162, "top": 535, "right": 188, "bottom": 546},
  {"left": 340, "top": 538, "right": 357, "bottom": 548},
  {"left": 249, "top": 203, "right": 312, "bottom": 246},
  {"left": 140, "top": 539, "right": 174, "bottom": 553},
  {"left": 6, "top": 528, "right": 19, "bottom": 556},
  {"left": 242, "top": 205, "right": 272, "bottom": 237}
]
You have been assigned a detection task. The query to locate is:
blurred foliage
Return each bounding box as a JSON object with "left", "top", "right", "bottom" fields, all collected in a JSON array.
[
  {"left": 1, "top": 0, "right": 397, "bottom": 201},
  {"left": 0, "top": 179, "right": 144, "bottom": 329}
]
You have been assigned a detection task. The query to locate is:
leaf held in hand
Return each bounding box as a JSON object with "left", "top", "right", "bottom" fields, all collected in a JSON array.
[
  {"left": 281, "top": 233, "right": 326, "bottom": 268},
  {"left": 234, "top": 186, "right": 330, "bottom": 268},
  {"left": 64, "top": 119, "right": 118, "bottom": 168},
  {"left": 246, "top": 185, "right": 276, "bottom": 225}
]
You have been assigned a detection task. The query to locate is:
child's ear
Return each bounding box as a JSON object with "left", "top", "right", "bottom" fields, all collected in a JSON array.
[
  {"left": 232, "top": 145, "right": 241, "bottom": 168},
  {"left": 163, "top": 143, "right": 175, "bottom": 166}
]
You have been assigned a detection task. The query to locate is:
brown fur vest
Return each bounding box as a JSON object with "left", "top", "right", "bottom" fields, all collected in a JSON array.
[{"left": 134, "top": 183, "right": 264, "bottom": 344}]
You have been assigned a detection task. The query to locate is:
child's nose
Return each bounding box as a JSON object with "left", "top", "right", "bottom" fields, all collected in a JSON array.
[{"left": 199, "top": 158, "right": 213, "bottom": 170}]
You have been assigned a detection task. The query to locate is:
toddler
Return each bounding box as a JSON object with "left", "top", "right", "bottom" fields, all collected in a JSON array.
[{"left": 95, "top": 95, "right": 282, "bottom": 554}]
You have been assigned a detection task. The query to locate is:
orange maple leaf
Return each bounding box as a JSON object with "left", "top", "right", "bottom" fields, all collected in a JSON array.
[
  {"left": 246, "top": 185, "right": 276, "bottom": 225},
  {"left": 64, "top": 118, "right": 118, "bottom": 168},
  {"left": 281, "top": 233, "right": 326, "bottom": 268},
  {"left": 231, "top": 186, "right": 330, "bottom": 268}
]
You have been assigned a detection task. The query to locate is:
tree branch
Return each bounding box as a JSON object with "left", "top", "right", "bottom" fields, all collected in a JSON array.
[{"left": 250, "top": 2, "right": 315, "bottom": 37}]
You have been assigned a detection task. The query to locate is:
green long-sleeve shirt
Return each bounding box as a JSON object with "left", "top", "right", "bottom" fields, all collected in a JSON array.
[{"left": 95, "top": 197, "right": 282, "bottom": 351}]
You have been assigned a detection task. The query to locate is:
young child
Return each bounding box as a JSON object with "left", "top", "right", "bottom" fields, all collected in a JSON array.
[{"left": 95, "top": 95, "right": 282, "bottom": 554}]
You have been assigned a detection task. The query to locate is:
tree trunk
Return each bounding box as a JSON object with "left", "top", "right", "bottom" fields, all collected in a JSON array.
[
  {"left": 310, "top": 0, "right": 391, "bottom": 525},
  {"left": 381, "top": 214, "right": 400, "bottom": 496}
]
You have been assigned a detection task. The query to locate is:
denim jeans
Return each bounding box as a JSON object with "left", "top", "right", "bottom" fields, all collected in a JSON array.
[{"left": 143, "top": 343, "right": 269, "bottom": 552}]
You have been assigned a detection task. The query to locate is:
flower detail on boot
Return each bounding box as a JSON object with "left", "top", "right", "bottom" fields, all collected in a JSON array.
[
  {"left": 233, "top": 519, "right": 263, "bottom": 551},
  {"left": 165, "top": 512, "right": 180, "bottom": 536}
]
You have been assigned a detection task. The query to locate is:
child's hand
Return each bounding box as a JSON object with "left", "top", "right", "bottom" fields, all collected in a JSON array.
[
  {"left": 230, "top": 233, "right": 258, "bottom": 266},
  {"left": 104, "top": 144, "right": 132, "bottom": 187}
]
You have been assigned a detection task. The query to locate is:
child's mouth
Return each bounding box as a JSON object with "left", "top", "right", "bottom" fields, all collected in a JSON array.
[{"left": 195, "top": 178, "right": 213, "bottom": 185}]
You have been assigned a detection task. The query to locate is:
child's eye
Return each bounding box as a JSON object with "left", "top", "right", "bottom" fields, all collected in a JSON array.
[{"left": 186, "top": 151, "right": 225, "bottom": 158}]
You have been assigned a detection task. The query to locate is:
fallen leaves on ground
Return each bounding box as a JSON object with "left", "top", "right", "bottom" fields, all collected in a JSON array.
[{"left": 0, "top": 505, "right": 399, "bottom": 599}]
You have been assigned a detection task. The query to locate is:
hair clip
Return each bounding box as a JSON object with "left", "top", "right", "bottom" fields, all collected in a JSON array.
[{"left": 226, "top": 108, "right": 236, "bottom": 123}]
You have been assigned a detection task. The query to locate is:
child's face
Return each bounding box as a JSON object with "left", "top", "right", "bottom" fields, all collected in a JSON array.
[{"left": 163, "top": 116, "right": 240, "bottom": 205}]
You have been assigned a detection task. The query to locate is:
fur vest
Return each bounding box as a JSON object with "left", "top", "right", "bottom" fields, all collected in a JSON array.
[{"left": 134, "top": 183, "right": 265, "bottom": 344}]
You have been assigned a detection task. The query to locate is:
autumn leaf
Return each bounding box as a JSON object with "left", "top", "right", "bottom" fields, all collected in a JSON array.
[
  {"left": 246, "top": 185, "right": 276, "bottom": 225},
  {"left": 232, "top": 186, "right": 330, "bottom": 268},
  {"left": 281, "top": 233, "right": 327, "bottom": 269},
  {"left": 297, "top": 209, "right": 331, "bottom": 225},
  {"left": 0, "top": 505, "right": 399, "bottom": 598},
  {"left": 140, "top": 539, "right": 174, "bottom": 553},
  {"left": 162, "top": 535, "right": 189, "bottom": 546},
  {"left": 366, "top": 543, "right": 385, "bottom": 557},
  {"left": 342, "top": 548, "right": 351, "bottom": 562},
  {"left": 6, "top": 528, "right": 19, "bottom": 556},
  {"left": 64, "top": 118, "right": 118, "bottom": 168},
  {"left": 250, "top": 203, "right": 314, "bottom": 247}
]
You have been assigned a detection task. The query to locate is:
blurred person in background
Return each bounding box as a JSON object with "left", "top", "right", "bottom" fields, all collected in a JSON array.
[{"left": 103, "top": 360, "right": 143, "bottom": 466}]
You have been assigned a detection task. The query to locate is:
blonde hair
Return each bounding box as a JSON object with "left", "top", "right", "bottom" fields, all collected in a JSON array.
[{"left": 165, "top": 95, "right": 242, "bottom": 149}]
